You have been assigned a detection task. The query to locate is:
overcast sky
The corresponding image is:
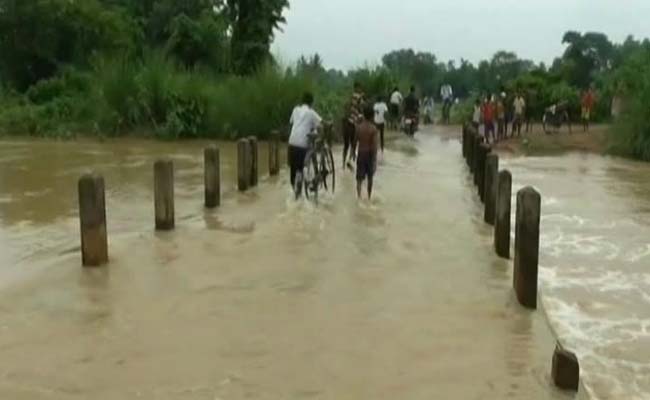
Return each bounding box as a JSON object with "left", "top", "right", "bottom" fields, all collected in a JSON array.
[{"left": 273, "top": 0, "right": 650, "bottom": 70}]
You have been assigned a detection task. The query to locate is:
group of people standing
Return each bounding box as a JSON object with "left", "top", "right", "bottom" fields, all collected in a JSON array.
[{"left": 472, "top": 92, "right": 527, "bottom": 144}]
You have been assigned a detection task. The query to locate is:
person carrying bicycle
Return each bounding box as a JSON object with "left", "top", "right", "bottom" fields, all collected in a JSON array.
[{"left": 289, "top": 92, "right": 322, "bottom": 191}]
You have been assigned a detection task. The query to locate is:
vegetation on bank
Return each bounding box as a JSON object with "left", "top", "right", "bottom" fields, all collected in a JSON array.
[{"left": 0, "top": 1, "right": 650, "bottom": 161}]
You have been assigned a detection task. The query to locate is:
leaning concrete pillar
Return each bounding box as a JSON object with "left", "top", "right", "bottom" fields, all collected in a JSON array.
[
  {"left": 477, "top": 144, "right": 490, "bottom": 201},
  {"left": 204, "top": 146, "right": 220, "bottom": 208},
  {"left": 269, "top": 131, "right": 280, "bottom": 176},
  {"left": 238, "top": 138, "right": 250, "bottom": 191},
  {"left": 78, "top": 174, "right": 108, "bottom": 267},
  {"left": 552, "top": 343, "right": 580, "bottom": 391},
  {"left": 154, "top": 159, "right": 175, "bottom": 231},
  {"left": 513, "top": 186, "right": 541, "bottom": 309},
  {"left": 494, "top": 170, "right": 512, "bottom": 259},
  {"left": 484, "top": 154, "right": 499, "bottom": 225},
  {"left": 248, "top": 136, "right": 258, "bottom": 187}
]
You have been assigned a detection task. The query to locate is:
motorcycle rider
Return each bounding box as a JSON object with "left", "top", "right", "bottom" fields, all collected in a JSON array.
[{"left": 403, "top": 86, "right": 419, "bottom": 136}]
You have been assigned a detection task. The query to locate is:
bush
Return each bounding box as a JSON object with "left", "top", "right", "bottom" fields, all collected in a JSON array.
[{"left": 607, "top": 49, "right": 650, "bottom": 160}]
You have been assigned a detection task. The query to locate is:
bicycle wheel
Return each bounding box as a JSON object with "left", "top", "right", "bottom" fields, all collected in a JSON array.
[
  {"left": 294, "top": 171, "right": 303, "bottom": 200},
  {"left": 321, "top": 148, "right": 336, "bottom": 194},
  {"left": 303, "top": 151, "right": 319, "bottom": 202}
]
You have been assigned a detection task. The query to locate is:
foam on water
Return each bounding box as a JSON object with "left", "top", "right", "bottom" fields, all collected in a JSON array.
[{"left": 504, "top": 153, "right": 650, "bottom": 400}]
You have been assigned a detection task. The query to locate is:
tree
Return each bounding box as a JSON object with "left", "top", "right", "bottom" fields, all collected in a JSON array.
[
  {"left": 226, "top": 0, "right": 289, "bottom": 75},
  {"left": 556, "top": 31, "right": 615, "bottom": 88},
  {"left": 381, "top": 49, "right": 442, "bottom": 95},
  {"left": 0, "top": 0, "right": 139, "bottom": 89}
]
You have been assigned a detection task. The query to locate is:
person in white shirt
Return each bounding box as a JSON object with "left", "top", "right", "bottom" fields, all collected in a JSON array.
[
  {"left": 440, "top": 84, "right": 453, "bottom": 124},
  {"left": 472, "top": 99, "right": 481, "bottom": 130},
  {"left": 389, "top": 87, "right": 403, "bottom": 128},
  {"left": 512, "top": 93, "right": 526, "bottom": 137},
  {"left": 288, "top": 92, "right": 322, "bottom": 189},
  {"left": 373, "top": 96, "right": 389, "bottom": 153}
]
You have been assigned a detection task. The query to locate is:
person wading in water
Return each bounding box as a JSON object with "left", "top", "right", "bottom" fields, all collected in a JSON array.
[
  {"left": 343, "top": 82, "right": 364, "bottom": 170},
  {"left": 356, "top": 106, "right": 379, "bottom": 200}
]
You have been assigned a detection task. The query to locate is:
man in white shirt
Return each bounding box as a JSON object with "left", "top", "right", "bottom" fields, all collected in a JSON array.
[
  {"left": 289, "top": 92, "right": 322, "bottom": 189},
  {"left": 440, "top": 84, "right": 453, "bottom": 124},
  {"left": 512, "top": 93, "right": 526, "bottom": 137},
  {"left": 389, "top": 87, "right": 403, "bottom": 128},
  {"left": 373, "top": 96, "right": 389, "bottom": 153}
]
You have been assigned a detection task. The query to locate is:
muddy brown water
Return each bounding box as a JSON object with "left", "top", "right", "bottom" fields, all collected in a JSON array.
[{"left": 0, "top": 126, "right": 642, "bottom": 399}]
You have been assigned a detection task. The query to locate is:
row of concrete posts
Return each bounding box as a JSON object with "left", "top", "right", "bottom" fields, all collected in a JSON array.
[
  {"left": 461, "top": 123, "right": 580, "bottom": 393},
  {"left": 78, "top": 133, "right": 282, "bottom": 267}
]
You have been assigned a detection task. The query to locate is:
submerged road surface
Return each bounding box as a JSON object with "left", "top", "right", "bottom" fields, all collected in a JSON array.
[{"left": 0, "top": 127, "right": 581, "bottom": 399}]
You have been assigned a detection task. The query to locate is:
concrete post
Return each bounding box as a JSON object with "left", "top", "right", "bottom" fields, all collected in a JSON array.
[
  {"left": 269, "top": 131, "right": 280, "bottom": 176},
  {"left": 462, "top": 124, "right": 467, "bottom": 159},
  {"left": 78, "top": 174, "right": 108, "bottom": 267},
  {"left": 552, "top": 343, "right": 580, "bottom": 391},
  {"left": 154, "top": 159, "right": 175, "bottom": 231},
  {"left": 204, "top": 146, "right": 220, "bottom": 208},
  {"left": 513, "top": 186, "right": 541, "bottom": 309},
  {"left": 238, "top": 138, "right": 250, "bottom": 191},
  {"left": 471, "top": 134, "right": 480, "bottom": 177},
  {"left": 494, "top": 170, "right": 512, "bottom": 259},
  {"left": 477, "top": 144, "right": 490, "bottom": 201},
  {"left": 484, "top": 154, "right": 499, "bottom": 225},
  {"left": 248, "top": 136, "right": 258, "bottom": 187}
]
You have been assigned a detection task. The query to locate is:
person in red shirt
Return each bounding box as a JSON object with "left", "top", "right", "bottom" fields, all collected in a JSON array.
[
  {"left": 482, "top": 96, "right": 496, "bottom": 144},
  {"left": 581, "top": 88, "right": 596, "bottom": 132}
]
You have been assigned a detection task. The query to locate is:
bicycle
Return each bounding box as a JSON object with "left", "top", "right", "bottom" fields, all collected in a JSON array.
[{"left": 294, "top": 125, "right": 336, "bottom": 202}]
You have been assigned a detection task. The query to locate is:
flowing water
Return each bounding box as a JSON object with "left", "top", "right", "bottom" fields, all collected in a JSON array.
[{"left": 0, "top": 126, "right": 644, "bottom": 399}]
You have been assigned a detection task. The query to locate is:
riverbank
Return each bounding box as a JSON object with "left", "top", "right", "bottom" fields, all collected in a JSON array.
[{"left": 492, "top": 124, "right": 608, "bottom": 156}]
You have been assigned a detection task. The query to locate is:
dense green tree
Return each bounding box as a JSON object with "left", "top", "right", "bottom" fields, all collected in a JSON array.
[
  {"left": 226, "top": 0, "right": 289, "bottom": 75},
  {"left": 554, "top": 31, "right": 615, "bottom": 88},
  {"left": 0, "top": 0, "right": 139, "bottom": 89}
]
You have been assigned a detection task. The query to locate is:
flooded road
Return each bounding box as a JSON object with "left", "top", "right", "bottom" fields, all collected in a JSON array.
[{"left": 0, "top": 126, "right": 634, "bottom": 399}]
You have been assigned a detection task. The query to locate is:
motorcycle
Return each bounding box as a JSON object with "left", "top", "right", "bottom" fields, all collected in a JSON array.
[
  {"left": 542, "top": 102, "right": 572, "bottom": 135},
  {"left": 402, "top": 113, "right": 419, "bottom": 137}
]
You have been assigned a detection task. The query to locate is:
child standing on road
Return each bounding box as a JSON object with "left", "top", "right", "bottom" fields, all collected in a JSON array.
[
  {"left": 356, "top": 106, "right": 379, "bottom": 200},
  {"left": 373, "top": 96, "right": 388, "bottom": 153},
  {"left": 472, "top": 99, "right": 481, "bottom": 131}
]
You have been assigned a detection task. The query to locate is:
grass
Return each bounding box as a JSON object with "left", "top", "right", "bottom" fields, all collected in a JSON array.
[{"left": 0, "top": 52, "right": 323, "bottom": 140}]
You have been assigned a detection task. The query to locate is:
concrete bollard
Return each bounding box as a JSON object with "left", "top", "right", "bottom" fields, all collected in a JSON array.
[
  {"left": 462, "top": 124, "right": 467, "bottom": 159},
  {"left": 78, "top": 174, "right": 108, "bottom": 267},
  {"left": 494, "top": 170, "right": 512, "bottom": 259},
  {"left": 248, "top": 136, "right": 258, "bottom": 187},
  {"left": 477, "top": 144, "right": 490, "bottom": 201},
  {"left": 204, "top": 146, "right": 220, "bottom": 208},
  {"left": 552, "top": 344, "right": 580, "bottom": 391},
  {"left": 154, "top": 159, "right": 175, "bottom": 231},
  {"left": 472, "top": 134, "right": 481, "bottom": 178},
  {"left": 238, "top": 138, "right": 250, "bottom": 191},
  {"left": 513, "top": 186, "right": 541, "bottom": 309},
  {"left": 484, "top": 154, "right": 499, "bottom": 225},
  {"left": 269, "top": 131, "right": 280, "bottom": 176}
]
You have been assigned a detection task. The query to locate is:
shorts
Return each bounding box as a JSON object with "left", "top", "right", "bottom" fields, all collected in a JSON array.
[
  {"left": 356, "top": 151, "right": 376, "bottom": 181},
  {"left": 581, "top": 107, "right": 591, "bottom": 120}
]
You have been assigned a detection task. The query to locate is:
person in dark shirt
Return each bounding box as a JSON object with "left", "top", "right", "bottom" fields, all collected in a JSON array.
[
  {"left": 404, "top": 86, "right": 419, "bottom": 116},
  {"left": 356, "top": 106, "right": 379, "bottom": 199}
]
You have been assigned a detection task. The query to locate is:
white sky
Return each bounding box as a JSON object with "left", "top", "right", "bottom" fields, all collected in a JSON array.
[{"left": 273, "top": 0, "right": 650, "bottom": 70}]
